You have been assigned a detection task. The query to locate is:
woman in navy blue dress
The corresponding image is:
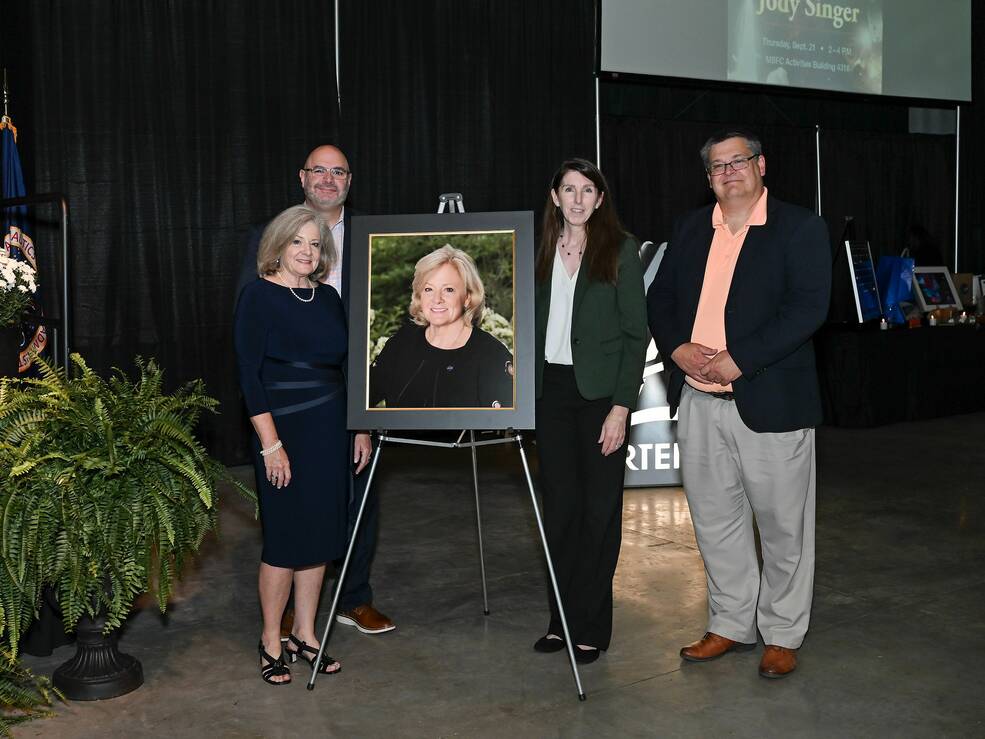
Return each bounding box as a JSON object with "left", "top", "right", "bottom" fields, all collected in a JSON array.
[{"left": 234, "top": 204, "right": 370, "bottom": 685}]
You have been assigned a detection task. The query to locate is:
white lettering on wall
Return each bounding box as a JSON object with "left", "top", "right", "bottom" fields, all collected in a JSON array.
[{"left": 625, "top": 443, "right": 681, "bottom": 472}]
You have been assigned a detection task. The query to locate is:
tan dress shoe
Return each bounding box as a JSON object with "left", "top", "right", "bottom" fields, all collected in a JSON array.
[
  {"left": 759, "top": 645, "right": 797, "bottom": 678},
  {"left": 680, "top": 632, "right": 756, "bottom": 662},
  {"left": 335, "top": 604, "right": 396, "bottom": 634}
]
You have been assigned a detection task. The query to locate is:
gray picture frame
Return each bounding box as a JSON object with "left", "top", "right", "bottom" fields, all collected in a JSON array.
[{"left": 347, "top": 211, "right": 535, "bottom": 431}]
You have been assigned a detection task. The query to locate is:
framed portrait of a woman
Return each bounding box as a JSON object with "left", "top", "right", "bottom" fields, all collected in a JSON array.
[{"left": 347, "top": 211, "right": 535, "bottom": 430}]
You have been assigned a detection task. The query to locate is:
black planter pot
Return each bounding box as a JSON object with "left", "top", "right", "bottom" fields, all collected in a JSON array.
[
  {"left": 52, "top": 614, "right": 143, "bottom": 700},
  {"left": 0, "top": 324, "right": 21, "bottom": 378},
  {"left": 20, "top": 585, "right": 74, "bottom": 657}
]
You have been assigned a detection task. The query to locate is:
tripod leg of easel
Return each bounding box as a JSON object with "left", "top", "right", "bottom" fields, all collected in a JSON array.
[
  {"left": 469, "top": 430, "right": 490, "bottom": 616},
  {"left": 514, "top": 434, "right": 586, "bottom": 701},
  {"left": 306, "top": 437, "right": 386, "bottom": 691}
]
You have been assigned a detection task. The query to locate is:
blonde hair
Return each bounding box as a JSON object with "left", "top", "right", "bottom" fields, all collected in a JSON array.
[
  {"left": 256, "top": 205, "right": 335, "bottom": 281},
  {"left": 408, "top": 245, "right": 486, "bottom": 327}
]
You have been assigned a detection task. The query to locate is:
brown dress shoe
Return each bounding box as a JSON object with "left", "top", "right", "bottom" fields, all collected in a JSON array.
[
  {"left": 335, "top": 604, "right": 395, "bottom": 634},
  {"left": 680, "top": 632, "right": 756, "bottom": 662},
  {"left": 759, "top": 645, "right": 797, "bottom": 678}
]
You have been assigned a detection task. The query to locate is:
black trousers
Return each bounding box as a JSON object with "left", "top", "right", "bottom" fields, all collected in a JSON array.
[{"left": 536, "top": 363, "right": 629, "bottom": 650}]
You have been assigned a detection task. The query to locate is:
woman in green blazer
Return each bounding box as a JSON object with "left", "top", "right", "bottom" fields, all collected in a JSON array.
[{"left": 532, "top": 158, "right": 647, "bottom": 663}]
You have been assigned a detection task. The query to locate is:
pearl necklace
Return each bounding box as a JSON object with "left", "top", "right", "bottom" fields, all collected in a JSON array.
[{"left": 276, "top": 273, "right": 315, "bottom": 303}]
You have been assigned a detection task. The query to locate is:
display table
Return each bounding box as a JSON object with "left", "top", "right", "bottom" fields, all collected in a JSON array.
[{"left": 814, "top": 324, "right": 985, "bottom": 427}]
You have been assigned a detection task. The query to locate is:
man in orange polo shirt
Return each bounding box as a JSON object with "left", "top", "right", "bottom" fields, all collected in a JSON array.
[{"left": 647, "top": 130, "right": 831, "bottom": 678}]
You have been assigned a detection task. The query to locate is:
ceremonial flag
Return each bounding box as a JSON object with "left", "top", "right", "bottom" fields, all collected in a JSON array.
[{"left": 2, "top": 112, "right": 47, "bottom": 372}]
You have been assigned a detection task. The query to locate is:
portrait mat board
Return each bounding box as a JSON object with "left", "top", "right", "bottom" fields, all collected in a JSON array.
[{"left": 347, "top": 212, "right": 535, "bottom": 431}]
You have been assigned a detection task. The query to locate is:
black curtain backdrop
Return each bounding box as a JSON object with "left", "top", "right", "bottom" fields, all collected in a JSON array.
[
  {"left": 601, "top": 116, "right": 818, "bottom": 245},
  {"left": 338, "top": 0, "right": 596, "bottom": 215},
  {"left": 2, "top": 0, "right": 341, "bottom": 462},
  {"left": 599, "top": 76, "right": 963, "bottom": 271},
  {"left": 819, "top": 129, "right": 955, "bottom": 263},
  {"left": 1, "top": 0, "right": 596, "bottom": 464},
  {"left": 603, "top": 112, "right": 956, "bottom": 269},
  {"left": 1, "top": 1, "right": 981, "bottom": 463}
]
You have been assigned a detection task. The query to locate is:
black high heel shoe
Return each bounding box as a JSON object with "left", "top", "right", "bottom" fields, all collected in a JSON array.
[
  {"left": 285, "top": 634, "right": 342, "bottom": 675},
  {"left": 574, "top": 646, "right": 602, "bottom": 664},
  {"left": 258, "top": 641, "right": 292, "bottom": 685},
  {"left": 533, "top": 634, "right": 566, "bottom": 653}
]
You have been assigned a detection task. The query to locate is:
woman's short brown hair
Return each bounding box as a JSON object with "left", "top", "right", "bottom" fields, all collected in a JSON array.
[
  {"left": 256, "top": 204, "right": 335, "bottom": 282},
  {"left": 408, "top": 245, "right": 486, "bottom": 327}
]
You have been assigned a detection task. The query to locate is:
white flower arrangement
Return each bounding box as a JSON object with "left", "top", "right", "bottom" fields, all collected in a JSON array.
[
  {"left": 0, "top": 251, "right": 37, "bottom": 327},
  {"left": 479, "top": 309, "right": 514, "bottom": 351},
  {"left": 369, "top": 335, "right": 390, "bottom": 364}
]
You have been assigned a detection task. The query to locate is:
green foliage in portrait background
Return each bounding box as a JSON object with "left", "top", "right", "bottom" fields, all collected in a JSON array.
[{"left": 369, "top": 232, "right": 515, "bottom": 359}]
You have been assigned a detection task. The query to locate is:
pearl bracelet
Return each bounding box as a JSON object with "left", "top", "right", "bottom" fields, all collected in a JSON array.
[{"left": 260, "top": 440, "right": 283, "bottom": 456}]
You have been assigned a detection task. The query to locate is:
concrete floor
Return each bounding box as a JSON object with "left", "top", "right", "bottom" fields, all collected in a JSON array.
[{"left": 17, "top": 413, "right": 985, "bottom": 738}]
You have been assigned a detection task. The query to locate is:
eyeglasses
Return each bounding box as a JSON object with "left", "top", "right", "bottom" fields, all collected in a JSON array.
[
  {"left": 303, "top": 166, "right": 350, "bottom": 178},
  {"left": 706, "top": 154, "right": 759, "bottom": 177}
]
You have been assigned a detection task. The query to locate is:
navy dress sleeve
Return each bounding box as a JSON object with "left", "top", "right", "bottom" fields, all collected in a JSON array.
[{"left": 234, "top": 281, "right": 272, "bottom": 416}]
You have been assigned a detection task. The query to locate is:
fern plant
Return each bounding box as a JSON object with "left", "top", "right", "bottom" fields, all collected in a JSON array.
[
  {"left": 0, "top": 652, "right": 58, "bottom": 736},
  {"left": 0, "top": 353, "right": 254, "bottom": 654}
]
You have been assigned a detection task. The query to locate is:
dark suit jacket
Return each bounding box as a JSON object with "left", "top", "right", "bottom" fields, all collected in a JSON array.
[
  {"left": 535, "top": 236, "right": 648, "bottom": 410},
  {"left": 646, "top": 195, "right": 831, "bottom": 433},
  {"left": 235, "top": 207, "right": 362, "bottom": 317}
]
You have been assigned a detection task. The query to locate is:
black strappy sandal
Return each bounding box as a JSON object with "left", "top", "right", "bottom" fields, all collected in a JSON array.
[
  {"left": 285, "top": 634, "right": 342, "bottom": 675},
  {"left": 258, "top": 641, "right": 292, "bottom": 685}
]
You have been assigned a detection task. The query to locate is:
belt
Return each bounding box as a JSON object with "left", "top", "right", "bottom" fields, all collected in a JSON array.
[
  {"left": 705, "top": 390, "right": 735, "bottom": 401},
  {"left": 267, "top": 357, "right": 344, "bottom": 377},
  {"left": 270, "top": 386, "right": 343, "bottom": 417},
  {"left": 263, "top": 358, "right": 345, "bottom": 417}
]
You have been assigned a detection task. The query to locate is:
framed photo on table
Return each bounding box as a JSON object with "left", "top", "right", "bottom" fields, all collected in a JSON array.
[
  {"left": 347, "top": 211, "right": 535, "bottom": 431},
  {"left": 912, "top": 266, "right": 963, "bottom": 312},
  {"left": 844, "top": 241, "right": 882, "bottom": 323}
]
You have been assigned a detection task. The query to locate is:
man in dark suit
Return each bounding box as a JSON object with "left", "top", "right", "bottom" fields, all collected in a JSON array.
[
  {"left": 647, "top": 130, "right": 830, "bottom": 678},
  {"left": 236, "top": 144, "right": 394, "bottom": 635}
]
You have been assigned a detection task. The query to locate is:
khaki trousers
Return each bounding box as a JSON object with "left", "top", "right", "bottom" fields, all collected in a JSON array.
[{"left": 678, "top": 385, "right": 816, "bottom": 649}]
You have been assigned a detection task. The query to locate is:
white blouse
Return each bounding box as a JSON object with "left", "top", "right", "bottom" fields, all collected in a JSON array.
[{"left": 544, "top": 253, "right": 580, "bottom": 365}]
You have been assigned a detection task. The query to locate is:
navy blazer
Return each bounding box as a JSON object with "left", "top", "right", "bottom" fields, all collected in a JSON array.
[
  {"left": 647, "top": 195, "right": 831, "bottom": 433},
  {"left": 235, "top": 207, "right": 361, "bottom": 316}
]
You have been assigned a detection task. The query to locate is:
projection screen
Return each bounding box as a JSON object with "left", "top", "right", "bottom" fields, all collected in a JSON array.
[{"left": 599, "top": 0, "right": 971, "bottom": 102}]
